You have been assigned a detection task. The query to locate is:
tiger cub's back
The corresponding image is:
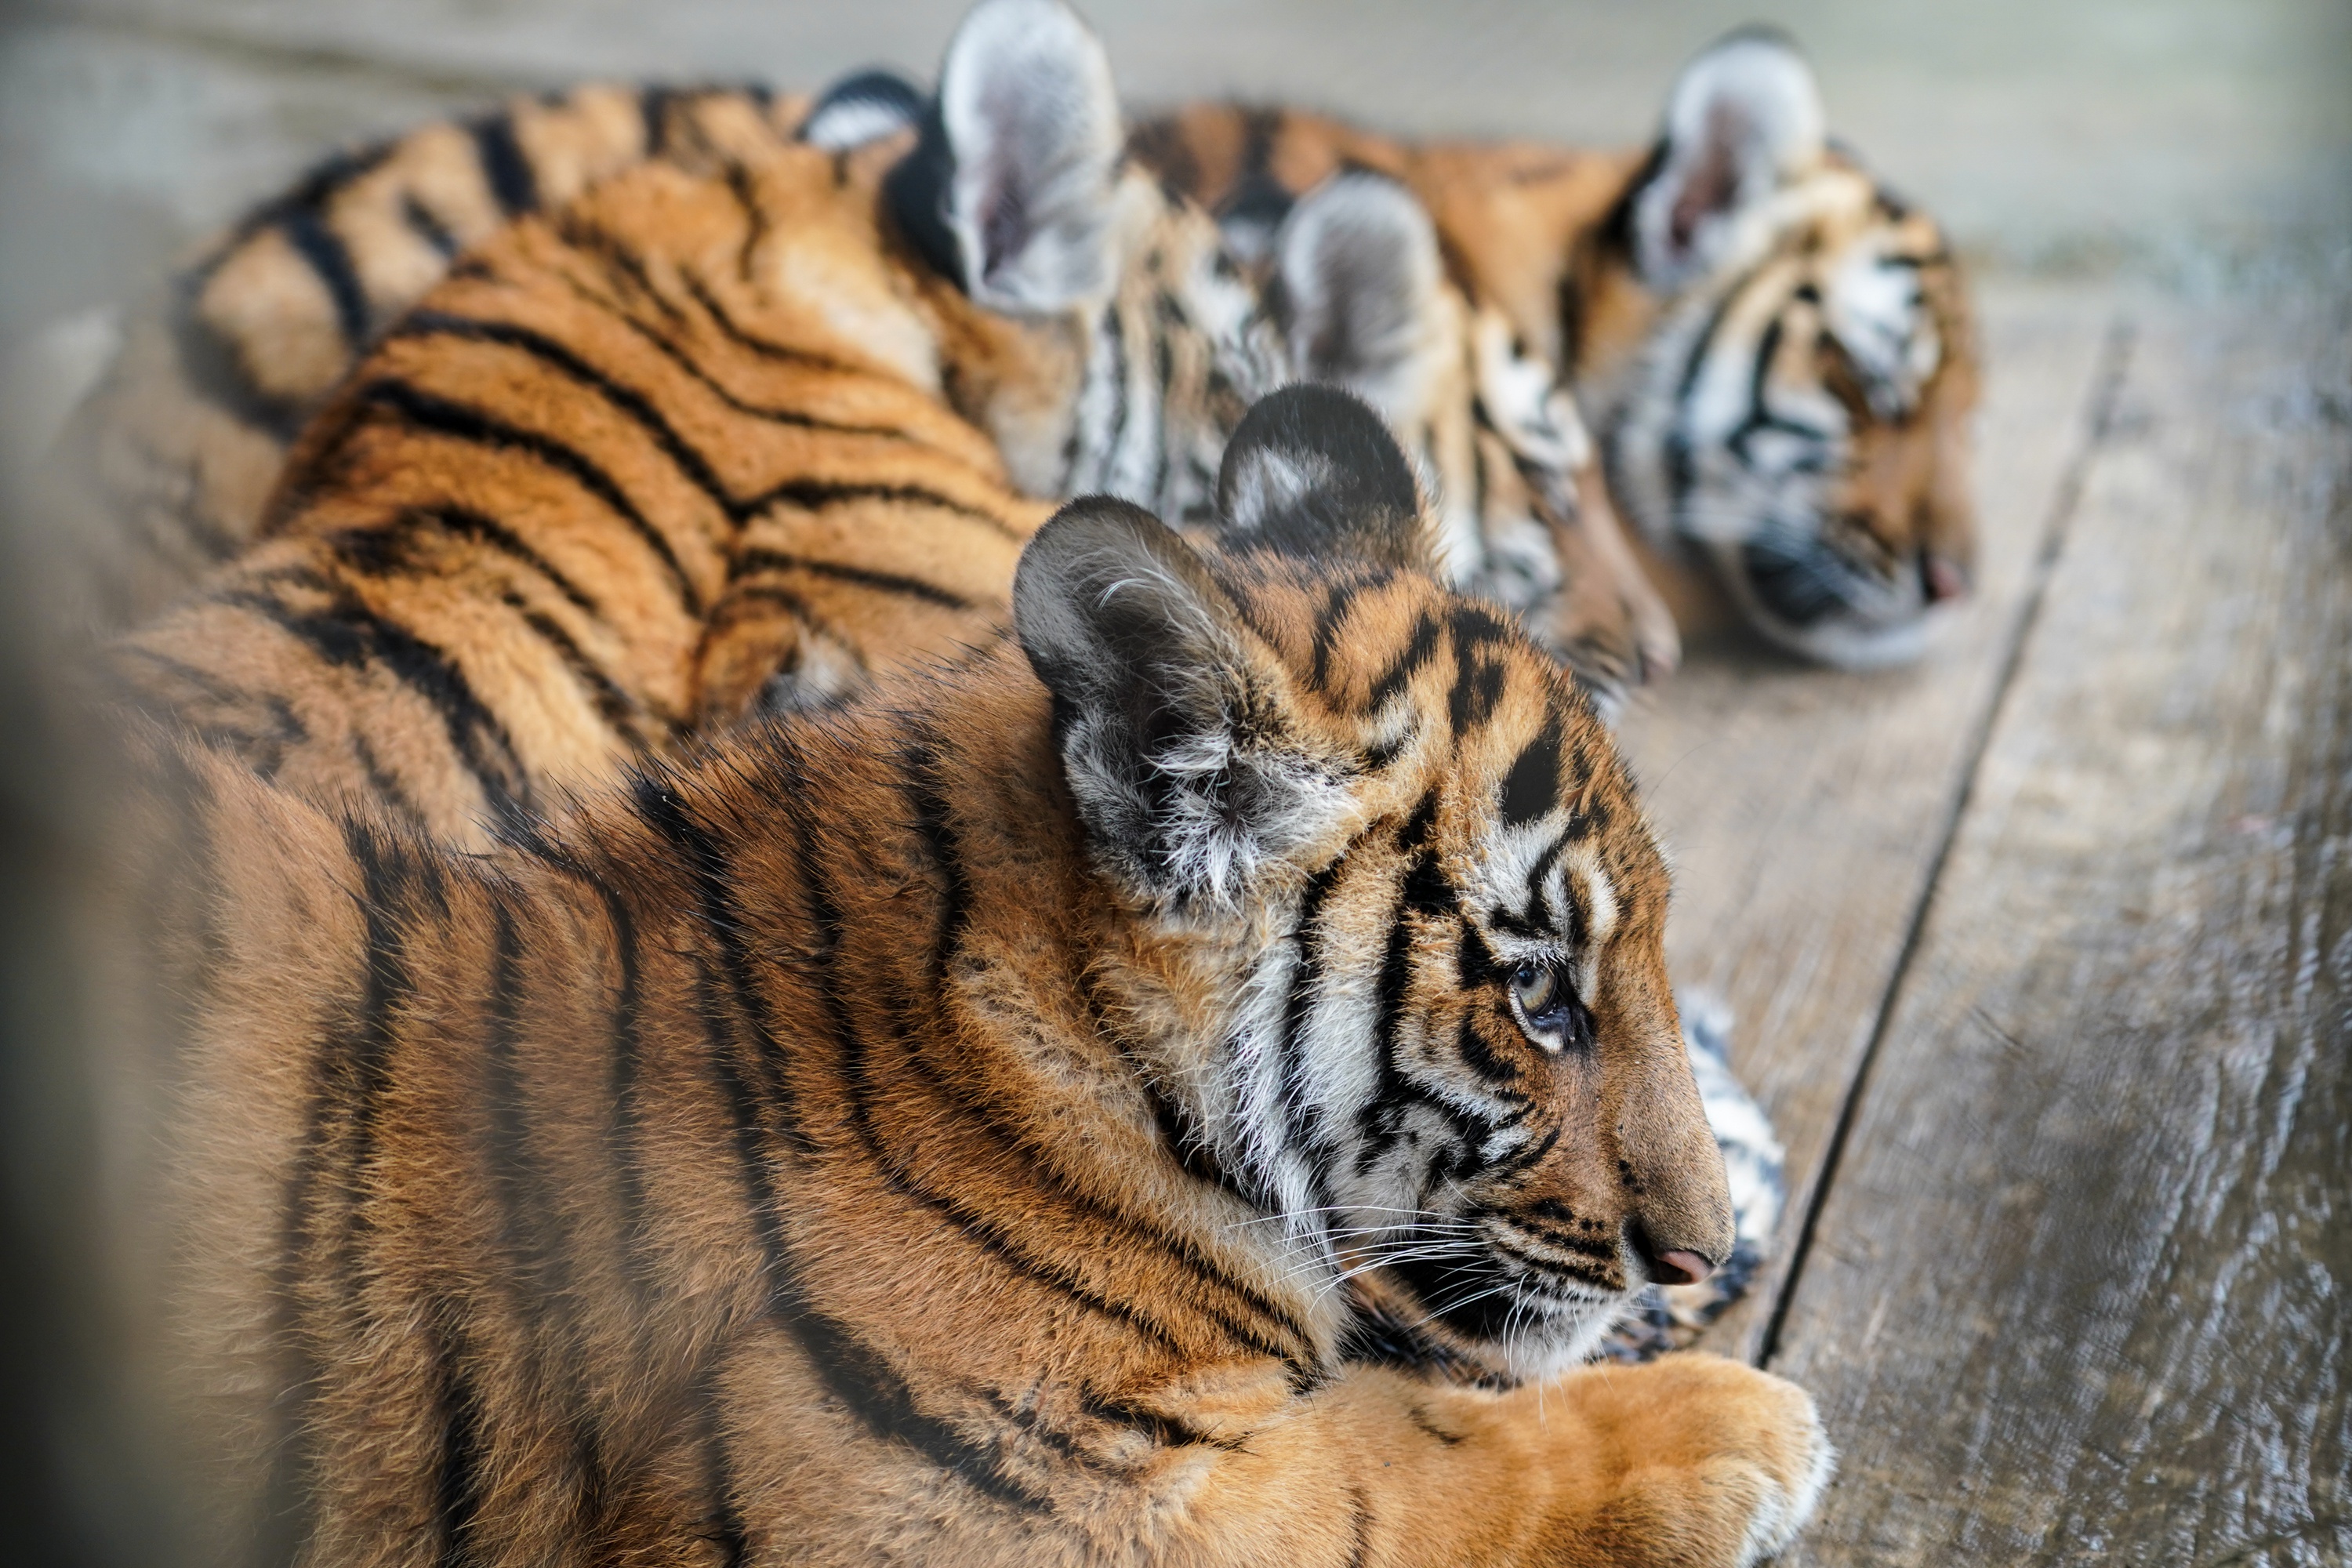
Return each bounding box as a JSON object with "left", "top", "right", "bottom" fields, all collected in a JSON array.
[{"left": 46, "top": 84, "right": 809, "bottom": 630}]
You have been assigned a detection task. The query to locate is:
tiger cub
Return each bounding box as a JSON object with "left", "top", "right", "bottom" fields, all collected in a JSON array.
[
  {"left": 1133, "top": 27, "right": 1980, "bottom": 667},
  {"left": 45, "top": 32, "right": 1675, "bottom": 703},
  {"left": 109, "top": 0, "right": 1448, "bottom": 849},
  {"left": 155, "top": 385, "right": 1829, "bottom": 1566}
]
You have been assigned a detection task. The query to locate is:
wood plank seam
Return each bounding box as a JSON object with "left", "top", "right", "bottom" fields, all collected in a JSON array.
[
  {"left": 1753, "top": 313, "right": 2138, "bottom": 1371},
  {"left": 9, "top": 1, "right": 550, "bottom": 100}
]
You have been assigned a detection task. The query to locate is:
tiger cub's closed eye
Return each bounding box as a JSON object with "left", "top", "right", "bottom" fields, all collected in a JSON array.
[{"left": 1510, "top": 960, "right": 1588, "bottom": 1051}]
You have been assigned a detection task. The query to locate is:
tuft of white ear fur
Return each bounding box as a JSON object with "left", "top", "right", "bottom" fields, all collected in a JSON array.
[
  {"left": 938, "top": 0, "right": 1123, "bottom": 313},
  {"left": 1631, "top": 29, "right": 1826, "bottom": 288},
  {"left": 1272, "top": 172, "right": 1447, "bottom": 426},
  {"left": 1014, "top": 498, "right": 1352, "bottom": 917}
]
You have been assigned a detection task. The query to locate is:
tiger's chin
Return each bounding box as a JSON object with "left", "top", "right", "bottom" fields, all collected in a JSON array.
[
  {"left": 1341, "top": 1261, "right": 1639, "bottom": 1388},
  {"left": 1705, "top": 536, "right": 1959, "bottom": 671}
]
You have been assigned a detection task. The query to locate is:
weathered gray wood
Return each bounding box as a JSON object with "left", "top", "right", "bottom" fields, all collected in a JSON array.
[
  {"left": 1769, "top": 289, "right": 2352, "bottom": 1566},
  {"left": 34, "top": 0, "right": 2352, "bottom": 264},
  {"left": 1611, "top": 279, "right": 2121, "bottom": 1359}
]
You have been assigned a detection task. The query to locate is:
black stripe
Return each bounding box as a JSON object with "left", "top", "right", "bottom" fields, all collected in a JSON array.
[
  {"left": 433, "top": 1308, "right": 489, "bottom": 1568},
  {"left": 277, "top": 205, "right": 372, "bottom": 349},
  {"left": 691, "top": 1362, "right": 750, "bottom": 1567},
  {"left": 681, "top": 270, "right": 863, "bottom": 379},
  {"left": 1366, "top": 610, "right": 1443, "bottom": 711},
  {"left": 1359, "top": 833, "right": 1428, "bottom": 1174},
  {"left": 741, "top": 478, "right": 1023, "bottom": 540},
  {"left": 262, "top": 823, "right": 420, "bottom": 1562},
  {"left": 331, "top": 503, "right": 606, "bottom": 621},
  {"left": 731, "top": 548, "right": 974, "bottom": 611},
  {"left": 1308, "top": 578, "right": 1360, "bottom": 695},
  {"left": 392, "top": 310, "right": 741, "bottom": 521},
  {"left": 350, "top": 735, "right": 429, "bottom": 833},
  {"left": 470, "top": 114, "right": 540, "bottom": 216},
  {"left": 355, "top": 376, "right": 704, "bottom": 615},
  {"left": 551, "top": 212, "right": 691, "bottom": 327},
  {"left": 631, "top": 778, "right": 807, "bottom": 1152},
  {"left": 547, "top": 264, "right": 920, "bottom": 443},
  {"left": 1498, "top": 711, "right": 1565, "bottom": 826},
  {"left": 1102, "top": 296, "right": 1131, "bottom": 473},
  {"left": 171, "top": 277, "right": 305, "bottom": 441},
  {"left": 898, "top": 733, "right": 969, "bottom": 994},
  {"left": 481, "top": 893, "right": 566, "bottom": 1305},
  {"left": 224, "top": 577, "right": 532, "bottom": 830},
  {"left": 1274, "top": 850, "right": 1354, "bottom": 1215},
  {"left": 501, "top": 592, "right": 654, "bottom": 743},
  {"left": 1456, "top": 1014, "right": 1523, "bottom": 1087},
  {"left": 113, "top": 644, "right": 309, "bottom": 780},
  {"left": 401, "top": 194, "right": 461, "bottom": 259},
  {"left": 722, "top": 161, "right": 771, "bottom": 281},
  {"left": 639, "top": 86, "right": 678, "bottom": 158}
]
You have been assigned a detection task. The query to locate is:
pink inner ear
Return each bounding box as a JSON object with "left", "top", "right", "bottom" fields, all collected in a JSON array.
[
  {"left": 980, "top": 169, "right": 1030, "bottom": 288},
  {"left": 1668, "top": 103, "right": 1748, "bottom": 255}
]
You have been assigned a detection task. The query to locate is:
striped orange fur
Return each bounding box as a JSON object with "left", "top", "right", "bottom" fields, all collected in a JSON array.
[
  {"left": 49, "top": 57, "right": 1674, "bottom": 702},
  {"left": 150, "top": 386, "right": 1828, "bottom": 1566}
]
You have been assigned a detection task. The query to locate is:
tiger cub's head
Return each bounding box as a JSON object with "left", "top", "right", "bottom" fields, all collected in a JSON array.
[
  {"left": 861, "top": 0, "right": 1382, "bottom": 528},
  {"left": 841, "top": 2, "right": 1639, "bottom": 693},
  {"left": 1591, "top": 28, "right": 1977, "bottom": 668},
  {"left": 1015, "top": 385, "right": 1733, "bottom": 1381}
]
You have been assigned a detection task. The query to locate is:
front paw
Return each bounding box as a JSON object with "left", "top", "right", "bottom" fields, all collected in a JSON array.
[{"left": 1549, "top": 1354, "right": 1834, "bottom": 1567}]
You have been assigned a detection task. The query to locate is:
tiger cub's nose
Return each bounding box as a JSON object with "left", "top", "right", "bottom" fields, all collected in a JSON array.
[{"left": 1632, "top": 1223, "right": 1718, "bottom": 1287}]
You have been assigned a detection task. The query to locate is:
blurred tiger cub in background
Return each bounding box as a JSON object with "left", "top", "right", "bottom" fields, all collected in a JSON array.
[
  {"left": 152, "top": 383, "right": 1831, "bottom": 1566},
  {"left": 1136, "top": 27, "right": 1980, "bottom": 668},
  {"left": 42, "top": 20, "right": 1675, "bottom": 705}
]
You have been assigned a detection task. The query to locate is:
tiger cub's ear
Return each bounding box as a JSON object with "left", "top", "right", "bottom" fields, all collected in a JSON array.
[
  {"left": 1014, "top": 494, "right": 1352, "bottom": 914},
  {"left": 1215, "top": 383, "right": 1430, "bottom": 572},
  {"left": 798, "top": 68, "right": 924, "bottom": 152},
  {"left": 1631, "top": 27, "right": 1827, "bottom": 287},
  {"left": 1270, "top": 172, "right": 1447, "bottom": 426},
  {"left": 884, "top": 0, "right": 1123, "bottom": 314}
]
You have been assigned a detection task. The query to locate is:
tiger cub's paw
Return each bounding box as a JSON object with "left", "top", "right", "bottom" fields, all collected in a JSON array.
[{"left": 1553, "top": 1355, "right": 1833, "bottom": 1568}]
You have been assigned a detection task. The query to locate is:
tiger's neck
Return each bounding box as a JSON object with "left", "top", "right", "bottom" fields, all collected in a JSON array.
[{"left": 568, "top": 648, "right": 1352, "bottom": 1383}]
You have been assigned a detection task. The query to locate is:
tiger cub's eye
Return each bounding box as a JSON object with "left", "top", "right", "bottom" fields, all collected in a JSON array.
[{"left": 1511, "top": 961, "right": 1559, "bottom": 1018}]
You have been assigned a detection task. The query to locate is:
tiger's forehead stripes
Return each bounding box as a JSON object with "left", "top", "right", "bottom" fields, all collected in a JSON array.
[{"left": 1203, "top": 560, "right": 1667, "bottom": 953}]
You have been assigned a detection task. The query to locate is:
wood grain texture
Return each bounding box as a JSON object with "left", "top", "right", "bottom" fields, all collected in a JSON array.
[
  {"left": 1612, "top": 280, "right": 2119, "bottom": 1359},
  {"left": 1769, "top": 289, "right": 2352, "bottom": 1566}
]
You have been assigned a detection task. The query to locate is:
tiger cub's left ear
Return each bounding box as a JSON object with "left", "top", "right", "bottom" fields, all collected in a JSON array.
[
  {"left": 1014, "top": 494, "right": 1353, "bottom": 915},
  {"left": 1631, "top": 27, "right": 1827, "bottom": 286},
  {"left": 884, "top": 0, "right": 1123, "bottom": 314},
  {"left": 1214, "top": 383, "right": 1432, "bottom": 573}
]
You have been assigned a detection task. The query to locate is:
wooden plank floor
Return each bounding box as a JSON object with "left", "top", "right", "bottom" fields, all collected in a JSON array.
[{"left": 1764, "top": 288, "right": 2351, "bottom": 1566}]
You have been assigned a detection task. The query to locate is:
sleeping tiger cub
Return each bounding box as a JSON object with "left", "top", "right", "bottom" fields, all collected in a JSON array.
[
  {"left": 45, "top": 20, "right": 1675, "bottom": 700},
  {"left": 1133, "top": 27, "right": 1980, "bottom": 667},
  {"left": 152, "top": 384, "right": 1830, "bottom": 1566},
  {"left": 109, "top": 0, "right": 1510, "bottom": 848}
]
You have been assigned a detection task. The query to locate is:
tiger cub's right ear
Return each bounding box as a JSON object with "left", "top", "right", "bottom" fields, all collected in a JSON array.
[
  {"left": 884, "top": 0, "right": 1123, "bottom": 314},
  {"left": 1631, "top": 27, "right": 1827, "bottom": 286},
  {"left": 1271, "top": 172, "right": 1447, "bottom": 427},
  {"left": 1214, "top": 383, "right": 1431, "bottom": 573},
  {"left": 1014, "top": 496, "right": 1352, "bottom": 916}
]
